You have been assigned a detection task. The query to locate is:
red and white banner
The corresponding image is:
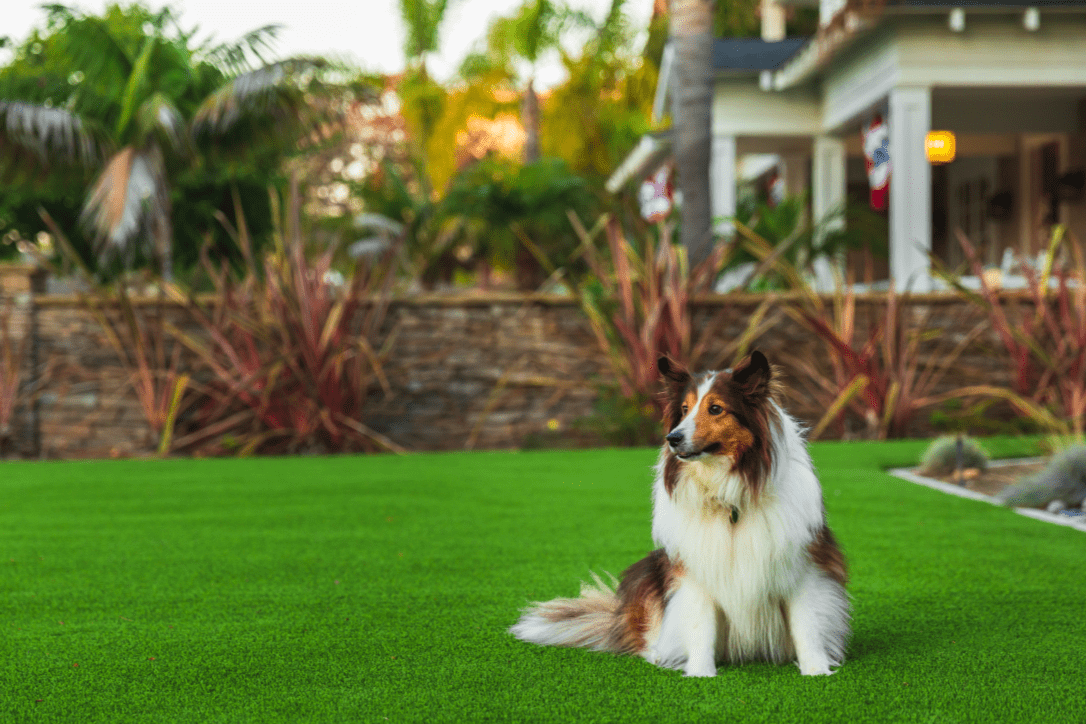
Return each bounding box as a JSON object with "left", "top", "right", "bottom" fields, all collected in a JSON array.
[{"left": 863, "top": 115, "right": 891, "bottom": 211}]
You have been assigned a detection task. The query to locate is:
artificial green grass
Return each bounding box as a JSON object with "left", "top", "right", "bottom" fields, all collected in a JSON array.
[{"left": 1, "top": 437, "right": 1082, "bottom": 723}]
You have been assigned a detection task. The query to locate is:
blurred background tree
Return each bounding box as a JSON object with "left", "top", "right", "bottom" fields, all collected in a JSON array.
[
  {"left": 0, "top": 1, "right": 695, "bottom": 290},
  {"left": 541, "top": 0, "right": 657, "bottom": 183},
  {"left": 713, "top": 0, "right": 758, "bottom": 37},
  {"left": 0, "top": 2, "right": 361, "bottom": 280},
  {"left": 442, "top": 155, "right": 599, "bottom": 289},
  {"left": 469, "top": 0, "right": 581, "bottom": 164},
  {"left": 352, "top": 0, "right": 656, "bottom": 291},
  {"left": 397, "top": 0, "right": 455, "bottom": 195}
]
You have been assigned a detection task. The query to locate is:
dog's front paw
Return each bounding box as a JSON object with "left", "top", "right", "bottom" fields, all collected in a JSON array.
[
  {"left": 683, "top": 661, "right": 717, "bottom": 678},
  {"left": 798, "top": 662, "right": 836, "bottom": 676}
]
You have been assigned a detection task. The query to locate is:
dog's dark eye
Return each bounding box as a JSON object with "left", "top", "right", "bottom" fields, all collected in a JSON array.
[
  {"left": 681, "top": 404, "right": 689, "bottom": 415},
  {"left": 708, "top": 405, "right": 723, "bottom": 415}
]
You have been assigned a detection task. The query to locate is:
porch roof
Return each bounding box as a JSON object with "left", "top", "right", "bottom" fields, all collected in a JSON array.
[{"left": 713, "top": 38, "right": 808, "bottom": 72}]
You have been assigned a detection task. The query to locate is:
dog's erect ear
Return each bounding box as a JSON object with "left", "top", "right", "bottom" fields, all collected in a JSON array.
[
  {"left": 657, "top": 357, "right": 691, "bottom": 431},
  {"left": 732, "top": 350, "right": 771, "bottom": 397},
  {"left": 657, "top": 356, "right": 689, "bottom": 384}
]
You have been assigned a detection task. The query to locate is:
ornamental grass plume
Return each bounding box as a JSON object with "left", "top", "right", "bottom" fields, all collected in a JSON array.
[
  {"left": 735, "top": 220, "right": 984, "bottom": 440},
  {"left": 561, "top": 213, "right": 779, "bottom": 444},
  {"left": 932, "top": 227, "right": 1086, "bottom": 438},
  {"left": 166, "top": 178, "right": 403, "bottom": 455}
]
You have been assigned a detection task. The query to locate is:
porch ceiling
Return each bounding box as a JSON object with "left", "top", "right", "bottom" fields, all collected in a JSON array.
[
  {"left": 932, "top": 87, "right": 1086, "bottom": 135},
  {"left": 736, "top": 136, "right": 814, "bottom": 155}
]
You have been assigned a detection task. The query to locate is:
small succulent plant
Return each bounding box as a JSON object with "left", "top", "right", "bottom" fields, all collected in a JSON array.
[{"left": 918, "top": 435, "right": 989, "bottom": 477}]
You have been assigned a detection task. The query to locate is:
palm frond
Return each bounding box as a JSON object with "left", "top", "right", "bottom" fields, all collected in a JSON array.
[
  {"left": 191, "top": 57, "right": 329, "bottom": 138},
  {"left": 82, "top": 145, "right": 170, "bottom": 270},
  {"left": 200, "top": 24, "right": 282, "bottom": 74},
  {"left": 0, "top": 100, "right": 108, "bottom": 167},
  {"left": 41, "top": 4, "right": 78, "bottom": 31},
  {"left": 115, "top": 34, "right": 158, "bottom": 138},
  {"left": 136, "top": 93, "right": 188, "bottom": 155},
  {"left": 354, "top": 213, "right": 405, "bottom": 237},
  {"left": 56, "top": 12, "right": 136, "bottom": 78},
  {"left": 400, "top": 0, "right": 451, "bottom": 58}
]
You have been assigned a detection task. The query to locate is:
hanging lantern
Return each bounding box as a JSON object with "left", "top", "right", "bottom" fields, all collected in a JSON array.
[{"left": 926, "top": 131, "right": 956, "bottom": 164}]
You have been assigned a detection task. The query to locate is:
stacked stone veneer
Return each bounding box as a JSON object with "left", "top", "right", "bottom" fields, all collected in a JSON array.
[
  {"left": 0, "top": 265, "right": 45, "bottom": 458},
  {"left": 0, "top": 263, "right": 1014, "bottom": 459}
]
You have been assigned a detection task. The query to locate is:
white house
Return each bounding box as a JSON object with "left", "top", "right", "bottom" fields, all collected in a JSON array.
[{"left": 610, "top": 0, "right": 1086, "bottom": 290}]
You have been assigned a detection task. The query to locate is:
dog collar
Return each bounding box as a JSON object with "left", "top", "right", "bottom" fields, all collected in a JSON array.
[{"left": 706, "top": 498, "right": 741, "bottom": 524}]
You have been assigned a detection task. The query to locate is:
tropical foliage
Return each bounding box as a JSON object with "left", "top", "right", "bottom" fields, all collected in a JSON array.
[
  {"left": 397, "top": 0, "right": 455, "bottom": 181},
  {"left": 730, "top": 196, "right": 889, "bottom": 290},
  {"left": 464, "top": 0, "right": 584, "bottom": 163},
  {"left": 442, "top": 156, "right": 599, "bottom": 289},
  {"left": 397, "top": 0, "right": 654, "bottom": 197},
  {"left": 540, "top": 0, "right": 657, "bottom": 182},
  {"left": 360, "top": 0, "right": 659, "bottom": 292},
  {"left": 354, "top": 156, "right": 463, "bottom": 290},
  {"left": 0, "top": 3, "right": 356, "bottom": 279}
]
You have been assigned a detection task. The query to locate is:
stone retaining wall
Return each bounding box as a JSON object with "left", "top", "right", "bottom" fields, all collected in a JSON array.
[{"left": 0, "top": 263, "right": 1019, "bottom": 459}]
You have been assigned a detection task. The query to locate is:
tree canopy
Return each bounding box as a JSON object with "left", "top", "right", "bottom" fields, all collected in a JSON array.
[{"left": 0, "top": 2, "right": 361, "bottom": 277}]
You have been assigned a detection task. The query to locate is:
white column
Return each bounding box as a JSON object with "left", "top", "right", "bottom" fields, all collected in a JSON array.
[
  {"left": 812, "top": 135, "right": 846, "bottom": 290},
  {"left": 711, "top": 133, "right": 737, "bottom": 237},
  {"left": 888, "top": 85, "right": 933, "bottom": 292},
  {"left": 761, "top": 0, "right": 786, "bottom": 42}
]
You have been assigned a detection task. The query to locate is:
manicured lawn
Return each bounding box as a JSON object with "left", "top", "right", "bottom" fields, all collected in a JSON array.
[{"left": 1, "top": 437, "right": 1082, "bottom": 723}]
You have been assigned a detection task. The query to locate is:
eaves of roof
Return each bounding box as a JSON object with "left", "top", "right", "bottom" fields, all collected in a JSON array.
[
  {"left": 712, "top": 38, "right": 809, "bottom": 73},
  {"left": 770, "top": 0, "right": 1086, "bottom": 91}
]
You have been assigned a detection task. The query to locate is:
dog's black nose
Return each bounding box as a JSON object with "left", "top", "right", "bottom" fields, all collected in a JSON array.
[{"left": 666, "top": 431, "right": 684, "bottom": 446}]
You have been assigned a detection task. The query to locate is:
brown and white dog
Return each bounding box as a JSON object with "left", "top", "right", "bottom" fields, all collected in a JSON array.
[{"left": 509, "top": 351, "right": 850, "bottom": 676}]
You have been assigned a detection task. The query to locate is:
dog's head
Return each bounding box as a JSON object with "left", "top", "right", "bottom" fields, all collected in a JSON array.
[{"left": 657, "top": 351, "right": 777, "bottom": 491}]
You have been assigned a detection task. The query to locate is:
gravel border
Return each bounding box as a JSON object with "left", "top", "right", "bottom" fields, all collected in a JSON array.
[{"left": 888, "top": 458, "right": 1086, "bottom": 534}]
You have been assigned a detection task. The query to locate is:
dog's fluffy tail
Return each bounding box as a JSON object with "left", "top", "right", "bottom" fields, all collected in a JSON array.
[{"left": 508, "top": 572, "right": 626, "bottom": 652}]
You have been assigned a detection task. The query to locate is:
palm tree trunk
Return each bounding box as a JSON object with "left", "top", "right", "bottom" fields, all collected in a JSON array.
[
  {"left": 151, "top": 147, "right": 173, "bottom": 283},
  {"left": 670, "top": 0, "right": 715, "bottom": 267},
  {"left": 155, "top": 193, "right": 173, "bottom": 283},
  {"left": 522, "top": 77, "right": 541, "bottom": 164}
]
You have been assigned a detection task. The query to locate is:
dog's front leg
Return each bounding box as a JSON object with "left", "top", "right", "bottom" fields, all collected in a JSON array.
[
  {"left": 666, "top": 579, "right": 718, "bottom": 677},
  {"left": 786, "top": 573, "right": 850, "bottom": 676}
]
